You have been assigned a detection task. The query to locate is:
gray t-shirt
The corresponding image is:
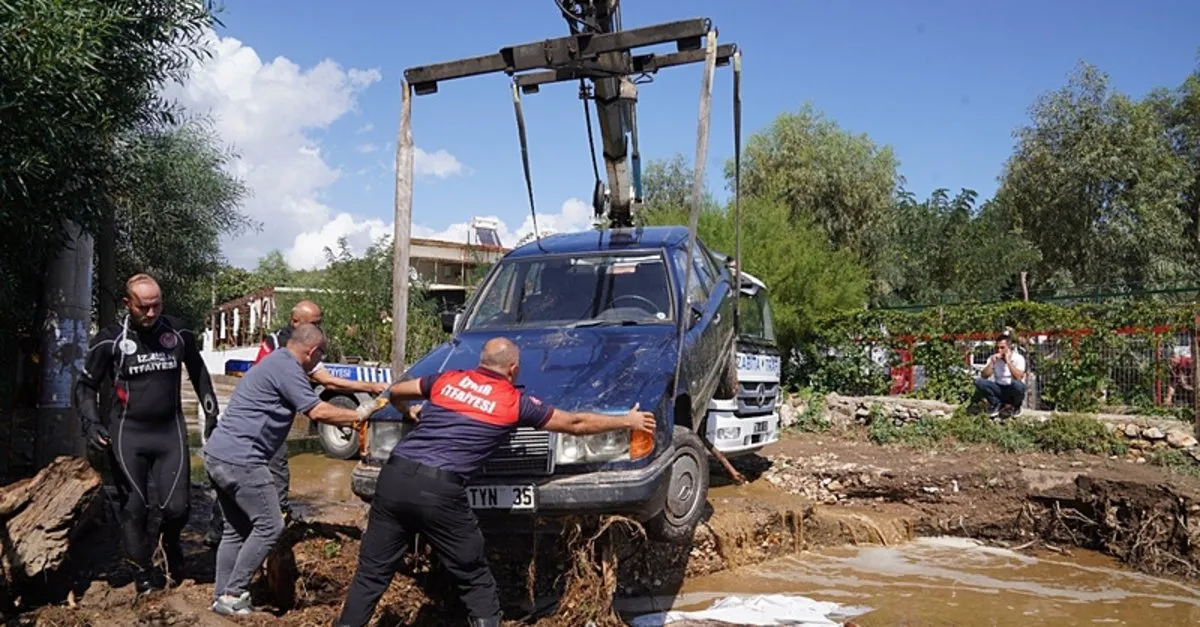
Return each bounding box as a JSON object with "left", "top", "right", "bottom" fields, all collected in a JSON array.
[{"left": 203, "top": 348, "right": 320, "bottom": 466}]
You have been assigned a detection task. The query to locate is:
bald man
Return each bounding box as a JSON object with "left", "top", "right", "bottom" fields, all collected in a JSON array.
[
  {"left": 336, "top": 337, "right": 657, "bottom": 627},
  {"left": 75, "top": 273, "right": 220, "bottom": 594},
  {"left": 203, "top": 323, "right": 366, "bottom": 616},
  {"left": 205, "top": 299, "right": 388, "bottom": 545}
]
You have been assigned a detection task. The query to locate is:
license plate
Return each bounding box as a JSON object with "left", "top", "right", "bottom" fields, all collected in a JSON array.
[
  {"left": 753, "top": 421, "right": 768, "bottom": 434},
  {"left": 466, "top": 485, "right": 536, "bottom": 511}
]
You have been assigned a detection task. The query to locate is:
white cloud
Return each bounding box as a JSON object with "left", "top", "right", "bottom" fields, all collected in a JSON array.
[
  {"left": 414, "top": 147, "right": 464, "bottom": 179},
  {"left": 356, "top": 142, "right": 379, "bottom": 153},
  {"left": 164, "top": 30, "right": 465, "bottom": 268},
  {"left": 282, "top": 198, "right": 597, "bottom": 270},
  {"left": 356, "top": 122, "right": 374, "bottom": 134}
]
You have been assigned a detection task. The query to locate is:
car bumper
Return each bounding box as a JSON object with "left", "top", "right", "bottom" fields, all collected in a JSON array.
[
  {"left": 704, "top": 402, "right": 780, "bottom": 458},
  {"left": 350, "top": 444, "right": 676, "bottom": 521}
]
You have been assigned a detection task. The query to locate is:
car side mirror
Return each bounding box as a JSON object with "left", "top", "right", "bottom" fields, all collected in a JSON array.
[{"left": 439, "top": 311, "right": 458, "bottom": 333}]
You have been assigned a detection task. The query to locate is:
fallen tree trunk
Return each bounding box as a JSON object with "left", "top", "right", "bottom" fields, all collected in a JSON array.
[{"left": 1, "top": 455, "right": 103, "bottom": 606}]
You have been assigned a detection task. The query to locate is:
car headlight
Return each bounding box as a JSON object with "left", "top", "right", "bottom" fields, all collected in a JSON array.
[
  {"left": 554, "top": 412, "right": 655, "bottom": 464},
  {"left": 368, "top": 420, "right": 411, "bottom": 460}
]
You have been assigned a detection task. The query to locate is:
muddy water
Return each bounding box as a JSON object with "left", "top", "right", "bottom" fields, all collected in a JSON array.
[
  {"left": 625, "top": 537, "right": 1200, "bottom": 626},
  {"left": 189, "top": 452, "right": 364, "bottom": 523}
]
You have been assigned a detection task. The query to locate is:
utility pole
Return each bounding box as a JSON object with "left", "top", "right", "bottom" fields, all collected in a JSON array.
[
  {"left": 35, "top": 221, "right": 94, "bottom": 467},
  {"left": 391, "top": 81, "right": 414, "bottom": 374}
]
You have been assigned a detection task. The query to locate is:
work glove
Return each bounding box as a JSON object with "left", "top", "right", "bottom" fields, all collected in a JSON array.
[
  {"left": 85, "top": 423, "right": 111, "bottom": 453},
  {"left": 356, "top": 396, "right": 389, "bottom": 422}
]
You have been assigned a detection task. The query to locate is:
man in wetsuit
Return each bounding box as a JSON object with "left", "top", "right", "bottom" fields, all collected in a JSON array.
[
  {"left": 336, "top": 337, "right": 657, "bottom": 627},
  {"left": 203, "top": 299, "right": 386, "bottom": 545},
  {"left": 75, "top": 273, "right": 220, "bottom": 593}
]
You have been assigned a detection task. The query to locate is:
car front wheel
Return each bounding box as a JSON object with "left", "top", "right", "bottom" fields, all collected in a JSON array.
[{"left": 646, "top": 427, "right": 710, "bottom": 544}]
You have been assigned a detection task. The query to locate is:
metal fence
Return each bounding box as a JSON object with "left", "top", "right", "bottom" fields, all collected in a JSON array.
[{"left": 882, "top": 325, "right": 1196, "bottom": 413}]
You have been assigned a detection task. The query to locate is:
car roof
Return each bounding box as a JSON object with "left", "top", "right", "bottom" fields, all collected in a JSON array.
[{"left": 504, "top": 225, "right": 693, "bottom": 259}]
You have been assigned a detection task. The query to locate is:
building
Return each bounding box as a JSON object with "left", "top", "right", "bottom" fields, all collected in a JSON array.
[{"left": 207, "top": 219, "right": 508, "bottom": 350}]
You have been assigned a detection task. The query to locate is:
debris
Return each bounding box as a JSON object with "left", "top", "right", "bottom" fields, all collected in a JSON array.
[{"left": 1166, "top": 431, "right": 1198, "bottom": 449}]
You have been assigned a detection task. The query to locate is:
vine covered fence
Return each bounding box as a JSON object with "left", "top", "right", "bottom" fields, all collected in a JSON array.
[{"left": 799, "top": 301, "right": 1200, "bottom": 421}]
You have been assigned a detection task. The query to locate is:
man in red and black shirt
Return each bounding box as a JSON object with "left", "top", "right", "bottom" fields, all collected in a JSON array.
[{"left": 335, "top": 337, "right": 656, "bottom": 627}]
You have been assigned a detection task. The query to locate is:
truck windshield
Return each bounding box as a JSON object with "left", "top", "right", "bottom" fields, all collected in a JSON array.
[
  {"left": 464, "top": 253, "right": 674, "bottom": 330},
  {"left": 739, "top": 287, "right": 776, "bottom": 343}
]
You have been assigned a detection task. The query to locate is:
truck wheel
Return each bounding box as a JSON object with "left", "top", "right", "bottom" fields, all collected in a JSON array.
[
  {"left": 319, "top": 396, "right": 360, "bottom": 460},
  {"left": 713, "top": 350, "right": 739, "bottom": 400},
  {"left": 646, "top": 428, "right": 710, "bottom": 544}
]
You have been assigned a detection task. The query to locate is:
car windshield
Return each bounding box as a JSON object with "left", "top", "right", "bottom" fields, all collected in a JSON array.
[
  {"left": 739, "top": 287, "right": 776, "bottom": 342},
  {"left": 463, "top": 252, "right": 674, "bottom": 330}
]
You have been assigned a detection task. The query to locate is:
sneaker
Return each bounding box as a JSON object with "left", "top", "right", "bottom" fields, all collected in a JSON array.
[
  {"left": 986, "top": 404, "right": 1001, "bottom": 418},
  {"left": 212, "top": 591, "right": 253, "bottom": 616},
  {"left": 1010, "top": 405, "right": 1023, "bottom": 417}
]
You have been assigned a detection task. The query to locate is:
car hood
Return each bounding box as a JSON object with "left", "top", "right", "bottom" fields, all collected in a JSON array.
[{"left": 405, "top": 326, "right": 680, "bottom": 414}]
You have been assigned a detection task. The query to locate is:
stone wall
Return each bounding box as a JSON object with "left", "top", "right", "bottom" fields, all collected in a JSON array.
[{"left": 779, "top": 393, "right": 1200, "bottom": 462}]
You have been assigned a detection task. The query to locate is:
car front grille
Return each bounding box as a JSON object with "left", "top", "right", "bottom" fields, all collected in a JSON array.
[
  {"left": 736, "top": 381, "right": 779, "bottom": 416},
  {"left": 480, "top": 428, "right": 554, "bottom": 476}
]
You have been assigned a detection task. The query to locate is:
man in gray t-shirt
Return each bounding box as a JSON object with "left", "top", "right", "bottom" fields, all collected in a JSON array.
[{"left": 202, "top": 323, "right": 364, "bottom": 617}]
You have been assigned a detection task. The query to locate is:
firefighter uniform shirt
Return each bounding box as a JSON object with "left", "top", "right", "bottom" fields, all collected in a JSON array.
[{"left": 391, "top": 368, "right": 555, "bottom": 477}]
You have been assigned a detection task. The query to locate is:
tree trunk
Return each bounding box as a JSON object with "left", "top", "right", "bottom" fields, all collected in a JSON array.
[{"left": 0, "top": 456, "right": 103, "bottom": 605}]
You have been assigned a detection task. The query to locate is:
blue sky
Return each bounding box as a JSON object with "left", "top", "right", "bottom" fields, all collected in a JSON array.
[{"left": 197, "top": 1, "right": 1200, "bottom": 268}]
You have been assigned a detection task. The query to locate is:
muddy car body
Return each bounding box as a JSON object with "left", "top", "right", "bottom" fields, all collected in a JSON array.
[{"left": 351, "top": 226, "right": 738, "bottom": 542}]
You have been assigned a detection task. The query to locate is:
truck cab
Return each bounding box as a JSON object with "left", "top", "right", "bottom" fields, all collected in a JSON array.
[
  {"left": 351, "top": 226, "right": 739, "bottom": 543},
  {"left": 704, "top": 270, "right": 782, "bottom": 457}
]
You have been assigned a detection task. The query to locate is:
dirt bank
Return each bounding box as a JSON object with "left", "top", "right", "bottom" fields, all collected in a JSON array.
[{"left": 9, "top": 431, "right": 1200, "bottom": 626}]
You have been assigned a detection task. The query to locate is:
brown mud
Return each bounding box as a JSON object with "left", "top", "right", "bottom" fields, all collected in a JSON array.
[{"left": 7, "top": 434, "right": 1200, "bottom": 626}]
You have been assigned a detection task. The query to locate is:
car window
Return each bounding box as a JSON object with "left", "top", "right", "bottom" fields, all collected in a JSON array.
[
  {"left": 464, "top": 252, "right": 674, "bottom": 330},
  {"left": 695, "top": 242, "right": 722, "bottom": 290},
  {"left": 673, "top": 248, "right": 708, "bottom": 306}
]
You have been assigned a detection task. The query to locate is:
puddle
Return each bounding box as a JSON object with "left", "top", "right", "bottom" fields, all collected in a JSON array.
[
  {"left": 188, "top": 452, "right": 364, "bottom": 523},
  {"left": 622, "top": 537, "right": 1200, "bottom": 625}
]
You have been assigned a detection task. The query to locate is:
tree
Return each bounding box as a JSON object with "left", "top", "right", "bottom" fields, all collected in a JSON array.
[
  {"left": 1147, "top": 55, "right": 1200, "bottom": 262},
  {"left": 0, "top": 0, "right": 220, "bottom": 465},
  {"left": 277, "top": 236, "right": 446, "bottom": 365},
  {"left": 637, "top": 153, "right": 718, "bottom": 223},
  {"left": 643, "top": 198, "right": 869, "bottom": 369},
  {"left": 879, "top": 188, "right": 1040, "bottom": 305},
  {"left": 108, "top": 121, "right": 252, "bottom": 329},
  {"left": 729, "top": 104, "right": 902, "bottom": 289},
  {"left": 254, "top": 250, "right": 294, "bottom": 289},
  {"left": 996, "top": 63, "right": 1192, "bottom": 294}
]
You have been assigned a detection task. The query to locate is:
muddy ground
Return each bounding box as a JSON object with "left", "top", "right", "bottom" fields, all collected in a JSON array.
[{"left": 7, "top": 427, "right": 1200, "bottom": 626}]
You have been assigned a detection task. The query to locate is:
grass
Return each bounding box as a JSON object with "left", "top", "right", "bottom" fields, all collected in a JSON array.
[
  {"left": 784, "top": 389, "right": 832, "bottom": 433},
  {"left": 1147, "top": 448, "right": 1200, "bottom": 478},
  {"left": 865, "top": 405, "right": 1129, "bottom": 456}
]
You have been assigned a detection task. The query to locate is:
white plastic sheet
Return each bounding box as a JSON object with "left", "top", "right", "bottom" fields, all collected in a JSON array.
[{"left": 628, "top": 594, "right": 870, "bottom": 626}]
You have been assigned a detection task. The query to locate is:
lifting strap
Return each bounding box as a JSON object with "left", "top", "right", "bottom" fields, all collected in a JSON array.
[
  {"left": 732, "top": 49, "right": 743, "bottom": 331},
  {"left": 511, "top": 80, "right": 547, "bottom": 250},
  {"left": 672, "top": 29, "right": 719, "bottom": 403}
]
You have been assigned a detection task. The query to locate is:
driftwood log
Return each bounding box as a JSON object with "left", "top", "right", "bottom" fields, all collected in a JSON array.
[{"left": 1, "top": 455, "right": 103, "bottom": 604}]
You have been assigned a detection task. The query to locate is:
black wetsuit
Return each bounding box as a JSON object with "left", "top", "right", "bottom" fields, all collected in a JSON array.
[{"left": 75, "top": 314, "right": 219, "bottom": 584}]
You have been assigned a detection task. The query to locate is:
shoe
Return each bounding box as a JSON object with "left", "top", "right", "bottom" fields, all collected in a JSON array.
[
  {"left": 134, "top": 571, "right": 156, "bottom": 596},
  {"left": 1011, "top": 405, "right": 1023, "bottom": 417},
  {"left": 212, "top": 591, "right": 254, "bottom": 616},
  {"left": 986, "top": 404, "right": 1001, "bottom": 418}
]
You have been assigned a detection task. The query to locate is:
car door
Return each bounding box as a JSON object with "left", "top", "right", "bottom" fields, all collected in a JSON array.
[{"left": 673, "top": 246, "right": 711, "bottom": 408}]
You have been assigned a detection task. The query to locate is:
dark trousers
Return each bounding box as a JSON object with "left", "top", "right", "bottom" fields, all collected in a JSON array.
[
  {"left": 337, "top": 456, "right": 500, "bottom": 626},
  {"left": 973, "top": 378, "right": 1026, "bottom": 409},
  {"left": 209, "top": 439, "right": 290, "bottom": 539}
]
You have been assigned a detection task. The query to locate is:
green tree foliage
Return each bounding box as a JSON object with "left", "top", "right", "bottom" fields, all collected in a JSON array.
[
  {"left": 253, "top": 250, "right": 294, "bottom": 289},
  {"left": 879, "top": 188, "right": 1041, "bottom": 305},
  {"left": 730, "top": 104, "right": 902, "bottom": 289},
  {"left": 1147, "top": 58, "right": 1200, "bottom": 260},
  {"left": 637, "top": 153, "right": 718, "bottom": 221},
  {"left": 996, "top": 63, "right": 1192, "bottom": 294},
  {"left": 110, "top": 121, "right": 252, "bottom": 329},
  {"left": 0, "top": 0, "right": 218, "bottom": 336},
  {"left": 643, "top": 198, "right": 869, "bottom": 366},
  {"left": 277, "top": 237, "right": 447, "bottom": 365}
]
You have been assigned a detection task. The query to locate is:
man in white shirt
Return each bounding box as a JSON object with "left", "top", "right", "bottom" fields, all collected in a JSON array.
[{"left": 973, "top": 333, "right": 1027, "bottom": 417}]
